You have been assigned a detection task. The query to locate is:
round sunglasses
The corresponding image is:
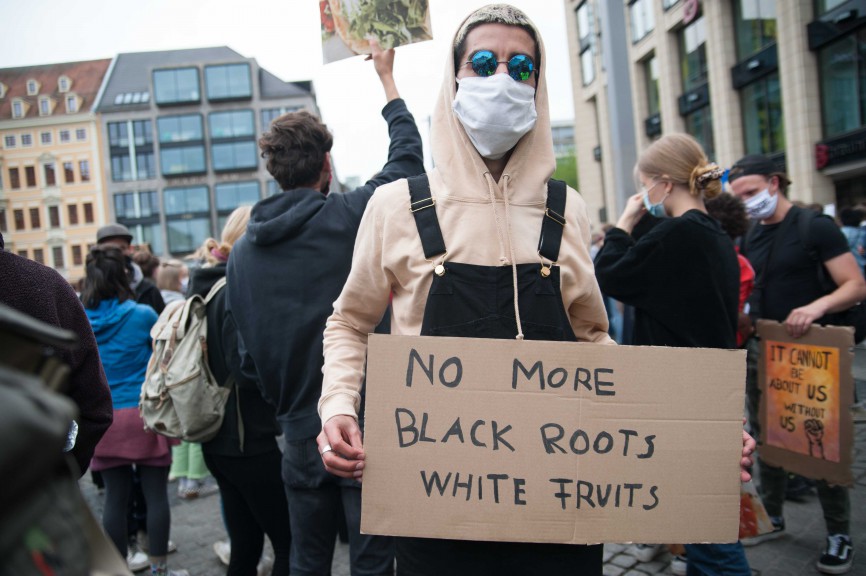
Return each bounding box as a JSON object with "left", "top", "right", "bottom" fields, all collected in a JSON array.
[{"left": 465, "top": 50, "right": 536, "bottom": 82}]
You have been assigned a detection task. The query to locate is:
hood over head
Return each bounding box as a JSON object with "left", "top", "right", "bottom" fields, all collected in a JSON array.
[
  {"left": 244, "top": 188, "right": 325, "bottom": 246},
  {"left": 432, "top": 3, "right": 555, "bottom": 203}
]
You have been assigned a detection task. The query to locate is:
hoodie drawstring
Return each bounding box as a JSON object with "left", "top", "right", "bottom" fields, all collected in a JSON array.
[{"left": 484, "top": 172, "right": 525, "bottom": 340}]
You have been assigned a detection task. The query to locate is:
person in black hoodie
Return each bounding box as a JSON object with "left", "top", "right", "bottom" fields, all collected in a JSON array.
[
  {"left": 189, "top": 206, "right": 290, "bottom": 576},
  {"left": 227, "top": 41, "right": 423, "bottom": 575}
]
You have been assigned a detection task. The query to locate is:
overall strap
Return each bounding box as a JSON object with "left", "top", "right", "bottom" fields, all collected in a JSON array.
[
  {"left": 537, "top": 179, "right": 567, "bottom": 264},
  {"left": 408, "top": 174, "right": 447, "bottom": 260}
]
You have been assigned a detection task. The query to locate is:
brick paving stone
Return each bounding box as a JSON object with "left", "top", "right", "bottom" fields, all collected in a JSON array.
[
  {"left": 603, "top": 564, "right": 626, "bottom": 576},
  {"left": 610, "top": 553, "right": 639, "bottom": 569}
]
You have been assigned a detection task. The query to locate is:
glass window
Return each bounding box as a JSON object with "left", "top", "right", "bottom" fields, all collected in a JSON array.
[
  {"left": 157, "top": 114, "right": 204, "bottom": 143},
  {"left": 83, "top": 203, "right": 94, "bottom": 223},
  {"left": 108, "top": 122, "right": 129, "bottom": 147},
  {"left": 164, "top": 185, "right": 210, "bottom": 215},
  {"left": 4, "top": 135, "right": 15, "bottom": 148},
  {"left": 68, "top": 204, "right": 79, "bottom": 225},
  {"left": 30, "top": 207, "right": 41, "bottom": 229},
  {"left": 817, "top": 0, "right": 849, "bottom": 14},
  {"left": 215, "top": 181, "right": 259, "bottom": 211},
  {"left": 12, "top": 100, "right": 23, "bottom": 118},
  {"left": 160, "top": 146, "right": 207, "bottom": 176},
  {"left": 67, "top": 95, "right": 78, "bottom": 113},
  {"left": 581, "top": 50, "right": 596, "bottom": 86},
  {"left": 685, "top": 106, "right": 715, "bottom": 159},
  {"left": 60, "top": 130, "right": 70, "bottom": 143},
  {"left": 0, "top": 209, "right": 6, "bottom": 233},
  {"left": 820, "top": 29, "right": 866, "bottom": 138},
  {"left": 167, "top": 218, "right": 211, "bottom": 254},
  {"left": 72, "top": 245, "right": 83, "bottom": 266},
  {"left": 63, "top": 162, "right": 75, "bottom": 184},
  {"left": 9, "top": 168, "right": 20, "bottom": 189},
  {"left": 115, "top": 191, "right": 159, "bottom": 219},
  {"left": 576, "top": 2, "right": 596, "bottom": 86},
  {"left": 742, "top": 72, "right": 785, "bottom": 155},
  {"left": 44, "top": 163, "right": 56, "bottom": 186},
  {"left": 205, "top": 63, "right": 252, "bottom": 101},
  {"left": 680, "top": 15, "right": 708, "bottom": 92},
  {"left": 646, "top": 56, "right": 660, "bottom": 116},
  {"left": 131, "top": 223, "right": 164, "bottom": 256},
  {"left": 17, "top": 250, "right": 28, "bottom": 258},
  {"left": 630, "top": 0, "right": 655, "bottom": 43},
  {"left": 76, "top": 128, "right": 86, "bottom": 141},
  {"left": 734, "top": 0, "right": 777, "bottom": 61},
  {"left": 577, "top": 2, "right": 592, "bottom": 42},
  {"left": 209, "top": 110, "right": 255, "bottom": 138},
  {"left": 52, "top": 246, "right": 65, "bottom": 268},
  {"left": 153, "top": 67, "right": 200, "bottom": 105},
  {"left": 136, "top": 152, "right": 156, "bottom": 179},
  {"left": 14, "top": 209, "right": 25, "bottom": 230},
  {"left": 80, "top": 160, "right": 91, "bottom": 182},
  {"left": 663, "top": 0, "right": 680, "bottom": 8},
  {"left": 33, "top": 249, "right": 44, "bottom": 265},
  {"left": 21, "top": 134, "right": 33, "bottom": 147},
  {"left": 39, "top": 98, "right": 50, "bottom": 115},
  {"left": 49, "top": 206, "right": 60, "bottom": 228},
  {"left": 41, "top": 131, "right": 52, "bottom": 145},
  {"left": 267, "top": 180, "right": 281, "bottom": 197},
  {"left": 25, "top": 166, "right": 36, "bottom": 187},
  {"left": 133, "top": 120, "right": 154, "bottom": 145},
  {"left": 261, "top": 107, "right": 302, "bottom": 131},
  {"left": 212, "top": 141, "right": 258, "bottom": 172}
]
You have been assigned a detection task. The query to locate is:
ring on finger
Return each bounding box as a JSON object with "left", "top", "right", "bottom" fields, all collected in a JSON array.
[{"left": 320, "top": 444, "right": 333, "bottom": 456}]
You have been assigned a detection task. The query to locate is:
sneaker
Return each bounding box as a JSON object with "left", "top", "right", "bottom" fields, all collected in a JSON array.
[
  {"left": 126, "top": 549, "right": 149, "bottom": 572},
  {"left": 670, "top": 554, "right": 687, "bottom": 576},
  {"left": 213, "top": 540, "right": 231, "bottom": 566},
  {"left": 633, "top": 543, "right": 663, "bottom": 562},
  {"left": 741, "top": 516, "right": 785, "bottom": 546},
  {"left": 817, "top": 534, "right": 854, "bottom": 574}
]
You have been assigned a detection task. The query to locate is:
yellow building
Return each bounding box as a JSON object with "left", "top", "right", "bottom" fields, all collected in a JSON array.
[{"left": 0, "top": 59, "right": 111, "bottom": 282}]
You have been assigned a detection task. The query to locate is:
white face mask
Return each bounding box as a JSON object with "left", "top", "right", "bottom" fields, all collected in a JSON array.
[
  {"left": 452, "top": 74, "right": 537, "bottom": 160},
  {"left": 744, "top": 188, "right": 778, "bottom": 220}
]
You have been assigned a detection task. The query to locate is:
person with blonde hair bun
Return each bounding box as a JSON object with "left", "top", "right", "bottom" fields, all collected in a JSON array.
[
  {"left": 595, "top": 132, "right": 752, "bottom": 575},
  {"left": 198, "top": 205, "right": 253, "bottom": 267}
]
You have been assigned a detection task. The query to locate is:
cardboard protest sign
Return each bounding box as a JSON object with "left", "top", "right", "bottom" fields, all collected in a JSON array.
[
  {"left": 755, "top": 321, "right": 854, "bottom": 486},
  {"left": 362, "top": 335, "right": 747, "bottom": 544},
  {"left": 319, "top": 0, "right": 433, "bottom": 64}
]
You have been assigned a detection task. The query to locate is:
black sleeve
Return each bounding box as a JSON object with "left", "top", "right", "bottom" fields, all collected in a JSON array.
[
  {"left": 812, "top": 215, "right": 851, "bottom": 264},
  {"left": 594, "top": 223, "right": 671, "bottom": 308},
  {"left": 337, "top": 98, "right": 425, "bottom": 222}
]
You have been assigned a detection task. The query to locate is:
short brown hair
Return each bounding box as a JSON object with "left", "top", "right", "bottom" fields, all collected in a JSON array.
[{"left": 259, "top": 111, "right": 333, "bottom": 192}]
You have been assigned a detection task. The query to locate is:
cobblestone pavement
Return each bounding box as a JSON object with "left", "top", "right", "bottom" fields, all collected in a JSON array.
[{"left": 80, "top": 363, "right": 866, "bottom": 576}]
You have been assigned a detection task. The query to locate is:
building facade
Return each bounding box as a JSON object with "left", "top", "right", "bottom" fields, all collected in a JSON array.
[
  {"left": 565, "top": 0, "right": 866, "bottom": 227},
  {"left": 0, "top": 59, "right": 111, "bottom": 281},
  {"left": 95, "top": 47, "right": 318, "bottom": 257}
]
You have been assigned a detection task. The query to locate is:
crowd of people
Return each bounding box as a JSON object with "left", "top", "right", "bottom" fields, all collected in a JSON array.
[{"left": 1, "top": 3, "right": 861, "bottom": 576}]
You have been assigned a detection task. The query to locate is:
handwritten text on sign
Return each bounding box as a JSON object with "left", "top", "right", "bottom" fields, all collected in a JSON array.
[{"left": 361, "top": 335, "right": 746, "bottom": 545}]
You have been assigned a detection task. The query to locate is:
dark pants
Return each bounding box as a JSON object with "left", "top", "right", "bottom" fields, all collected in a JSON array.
[
  {"left": 204, "top": 449, "right": 291, "bottom": 576},
  {"left": 282, "top": 432, "right": 394, "bottom": 576},
  {"left": 101, "top": 465, "right": 170, "bottom": 557},
  {"left": 745, "top": 337, "right": 850, "bottom": 534},
  {"left": 684, "top": 543, "right": 751, "bottom": 576}
]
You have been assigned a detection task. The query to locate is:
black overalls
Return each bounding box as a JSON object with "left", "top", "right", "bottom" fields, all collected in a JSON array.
[{"left": 395, "top": 174, "right": 604, "bottom": 576}]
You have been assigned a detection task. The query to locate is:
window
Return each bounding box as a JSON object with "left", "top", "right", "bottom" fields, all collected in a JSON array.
[
  {"left": 39, "top": 97, "right": 51, "bottom": 116},
  {"left": 25, "top": 166, "right": 36, "bottom": 187},
  {"left": 66, "top": 95, "right": 78, "bottom": 113},
  {"left": 157, "top": 114, "right": 204, "bottom": 143},
  {"left": 60, "top": 130, "right": 70, "bottom": 143},
  {"left": 576, "top": 2, "right": 596, "bottom": 86},
  {"left": 646, "top": 56, "right": 660, "bottom": 117},
  {"left": 164, "top": 185, "right": 211, "bottom": 254},
  {"left": 685, "top": 106, "right": 715, "bottom": 159},
  {"left": 52, "top": 246, "right": 65, "bottom": 268},
  {"left": 72, "top": 245, "right": 83, "bottom": 266},
  {"left": 29, "top": 207, "right": 41, "bottom": 229},
  {"left": 49, "top": 205, "right": 60, "bottom": 228},
  {"left": 79, "top": 160, "right": 91, "bottom": 182},
  {"left": 14, "top": 209, "right": 25, "bottom": 230},
  {"left": 83, "top": 202, "right": 94, "bottom": 223},
  {"left": 0, "top": 209, "right": 6, "bottom": 232},
  {"left": 261, "top": 106, "right": 302, "bottom": 131},
  {"left": 115, "top": 191, "right": 159, "bottom": 219},
  {"left": 164, "top": 185, "right": 210, "bottom": 215},
  {"left": 215, "top": 180, "right": 259, "bottom": 211},
  {"left": 160, "top": 146, "right": 207, "bottom": 176},
  {"left": 680, "top": 15, "right": 708, "bottom": 92},
  {"left": 9, "top": 168, "right": 20, "bottom": 189},
  {"left": 153, "top": 67, "right": 200, "bottom": 105},
  {"left": 108, "top": 120, "right": 154, "bottom": 181},
  {"left": 68, "top": 204, "right": 79, "bottom": 225},
  {"left": 21, "top": 134, "right": 33, "bottom": 147},
  {"left": 26, "top": 79, "right": 39, "bottom": 95},
  {"left": 58, "top": 76, "right": 70, "bottom": 92},
  {"left": 33, "top": 249, "right": 44, "bottom": 265},
  {"left": 4, "top": 135, "right": 15, "bottom": 148},
  {"left": 17, "top": 250, "right": 28, "bottom": 259},
  {"left": 76, "top": 128, "right": 86, "bottom": 141},
  {"left": 267, "top": 180, "right": 281, "bottom": 197},
  {"left": 212, "top": 141, "right": 257, "bottom": 172},
  {"left": 820, "top": 28, "right": 866, "bottom": 138},
  {"left": 41, "top": 131, "right": 52, "bottom": 145},
  {"left": 742, "top": 72, "right": 784, "bottom": 155},
  {"left": 817, "top": 0, "right": 849, "bottom": 14},
  {"left": 664, "top": 0, "right": 680, "bottom": 8},
  {"left": 734, "top": 0, "right": 777, "bottom": 61},
  {"left": 63, "top": 162, "right": 75, "bottom": 184},
  {"left": 209, "top": 110, "right": 255, "bottom": 138},
  {"left": 12, "top": 100, "right": 24, "bottom": 119},
  {"left": 630, "top": 0, "right": 655, "bottom": 43},
  {"left": 44, "top": 163, "right": 56, "bottom": 186},
  {"left": 167, "top": 218, "right": 211, "bottom": 254},
  {"left": 205, "top": 63, "right": 252, "bottom": 101}
]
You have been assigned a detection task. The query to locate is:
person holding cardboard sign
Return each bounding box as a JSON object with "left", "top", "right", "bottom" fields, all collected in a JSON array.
[
  {"left": 593, "top": 133, "right": 753, "bottom": 576},
  {"left": 317, "top": 4, "right": 621, "bottom": 574},
  {"left": 730, "top": 154, "right": 866, "bottom": 574}
]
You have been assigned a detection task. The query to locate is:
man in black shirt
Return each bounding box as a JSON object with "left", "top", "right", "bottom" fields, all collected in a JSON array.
[{"left": 731, "top": 154, "right": 865, "bottom": 575}]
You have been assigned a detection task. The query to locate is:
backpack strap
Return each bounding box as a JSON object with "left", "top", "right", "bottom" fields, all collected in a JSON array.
[
  {"left": 204, "top": 276, "right": 228, "bottom": 305},
  {"left": 797, "top": 208, "right": 838, "bottom": 294},
  {"left": 408, "top": 174, "right": 447, "bottom": 261},
  {"left": 537, "top": 179, "right": 567, "bottom": 276}
]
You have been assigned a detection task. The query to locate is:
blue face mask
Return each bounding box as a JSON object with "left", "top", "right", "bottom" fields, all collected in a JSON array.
[{"left": 642, "top": 182, "right": 667, "bottom": 218}]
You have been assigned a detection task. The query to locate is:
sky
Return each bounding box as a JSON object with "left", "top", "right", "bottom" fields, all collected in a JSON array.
[{"left": 0, "top": 0, "right": 575, "bottom": 183}]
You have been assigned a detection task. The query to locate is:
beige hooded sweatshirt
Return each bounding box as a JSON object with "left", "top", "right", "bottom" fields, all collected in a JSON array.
[{"left": 319, "top": 11, "right": 613, "bottom": 425}]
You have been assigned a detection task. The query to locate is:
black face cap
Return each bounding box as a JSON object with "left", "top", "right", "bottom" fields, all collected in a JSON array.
[
  {"left": 728, "top": 154, "right": 778, "bottom": 181},
  {"left": 96, "top": 223, "right": 133, "bottom": 244}
]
